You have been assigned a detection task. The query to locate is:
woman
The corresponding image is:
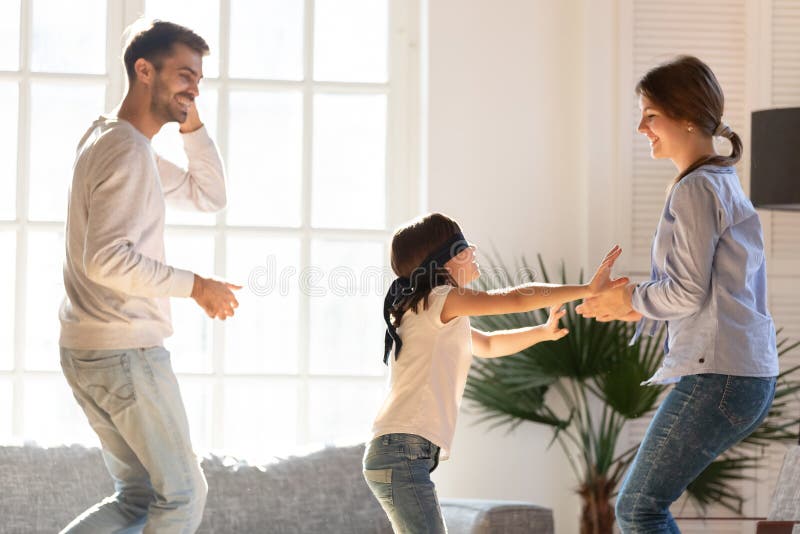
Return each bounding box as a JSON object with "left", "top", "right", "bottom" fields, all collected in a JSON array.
[{"left": 577, "top": 55, "right": 779, "bottom": 532}]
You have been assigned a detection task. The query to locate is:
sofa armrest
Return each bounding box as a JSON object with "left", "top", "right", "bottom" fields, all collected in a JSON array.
[
  {"left": 755, "top": 521, "right": 800, "bottom": 534},
  {"left": 440, "top": 499, "right": 554, "bottom": 534}
]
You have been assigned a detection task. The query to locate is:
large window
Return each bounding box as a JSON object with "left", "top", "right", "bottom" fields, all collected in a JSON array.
[{"left": 0, "top": 0, "right": 420, "bottom": 463}]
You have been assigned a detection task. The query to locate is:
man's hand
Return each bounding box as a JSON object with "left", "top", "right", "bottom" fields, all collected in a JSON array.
[
  {"left": 191, "top": 274, "right": 242, "bottom": 320},
  {"left": 179, "top": 100, "right": 204, "bottom": 134}
]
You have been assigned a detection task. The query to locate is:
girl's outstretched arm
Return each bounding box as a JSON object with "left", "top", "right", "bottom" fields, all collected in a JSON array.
[
  {"left": 471, "top": 306, "right": 569, "bottom": 358},
  {"left": 441, "top": 245, "right": 628, "bottom": 323}
]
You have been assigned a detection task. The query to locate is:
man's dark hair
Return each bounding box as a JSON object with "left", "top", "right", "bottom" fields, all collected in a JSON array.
[{"left": 123, "top": 19, "right": 209, "bottom": 83}]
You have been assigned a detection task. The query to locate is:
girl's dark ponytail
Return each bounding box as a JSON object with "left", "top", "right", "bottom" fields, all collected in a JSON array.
[{"left": 389, "top": 266, "right": 456, "bottom": 329}]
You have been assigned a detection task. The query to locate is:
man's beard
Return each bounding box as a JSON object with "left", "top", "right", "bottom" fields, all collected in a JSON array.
[{"left": 150, "top": 78, "right": 188, "bottom": 124}]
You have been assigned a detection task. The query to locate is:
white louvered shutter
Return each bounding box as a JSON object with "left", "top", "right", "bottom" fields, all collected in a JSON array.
[
  {"left": 768, "top": 0, "right": 800, "bottom": 268},
  {"left": 772, "top": 0, "right": 800, "bottom": 108},
  {"left": 627, "top": 0, "right": 747, "bottom": 272},
  {"left": 762, "top": 3, "right": 800, "bottom": 517}
]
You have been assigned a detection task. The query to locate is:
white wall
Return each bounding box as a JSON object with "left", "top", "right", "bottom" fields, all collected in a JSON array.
[{"left": 422, "top": 1, "right": 604, "bottom": 532}]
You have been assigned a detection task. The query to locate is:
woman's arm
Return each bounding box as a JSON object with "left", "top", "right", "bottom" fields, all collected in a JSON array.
[
  {"left": 471, "top": 306, "right": 568, "bottom": 358},
  {"left": 441, "top": 245, "right": 627, "bottom": 323},
  {"left": 582, "top": 304, "right": 642, "bottom": 323},
  {"left": 631, "top": 178, "right": 722, "bottom": 320},
  {"left": 578, "top": 177, "right": 723, "bottom": 322}
]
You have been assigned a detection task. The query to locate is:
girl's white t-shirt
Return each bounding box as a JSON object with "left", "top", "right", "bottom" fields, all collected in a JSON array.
[{"left": 372, "top": 285, "right": 473, "bottom": 460}]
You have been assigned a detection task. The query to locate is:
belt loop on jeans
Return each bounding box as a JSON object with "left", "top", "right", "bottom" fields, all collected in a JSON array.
[{"left": 381, "top": 434, "right": 390, "bottom": 446}]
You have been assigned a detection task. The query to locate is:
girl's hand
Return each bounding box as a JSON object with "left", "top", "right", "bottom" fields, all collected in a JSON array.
[
  {"left": 588, "top": 245, "right": 629, "bottom": 296},
  {"left": 540, "top": 305, "right": 569, "bottom": 341}
]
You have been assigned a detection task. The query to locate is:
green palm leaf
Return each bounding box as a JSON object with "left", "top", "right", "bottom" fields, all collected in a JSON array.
[{"left": 685, "top": 455, "right": 761, "bottom": 514}]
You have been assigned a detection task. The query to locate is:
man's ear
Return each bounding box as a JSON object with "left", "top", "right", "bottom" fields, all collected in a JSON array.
[{"left": 133, "top": 58, "right": 156, "bottom": 86}]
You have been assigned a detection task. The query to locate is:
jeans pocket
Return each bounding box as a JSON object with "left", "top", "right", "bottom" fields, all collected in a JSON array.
[
  {"left": 364, "top": 468, "right": 393, "bottom": 506},
  {"left": 404, "top": 440, "right": 433, "bottom": 461},
  {"left": 72, "top": 352, "right": 136, "bottom": 416},
  {"left": 718, "top": 375, "right": 774, "bottom": 427}
]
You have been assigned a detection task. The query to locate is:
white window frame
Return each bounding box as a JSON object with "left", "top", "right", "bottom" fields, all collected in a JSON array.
[{"left": 2, "top": 0, "right": 422, "bottom": 454}]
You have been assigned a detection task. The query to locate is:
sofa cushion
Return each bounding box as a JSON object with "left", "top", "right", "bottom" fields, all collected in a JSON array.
[
  {"left": 0, "top": 443, "right": 391, "bottom": 534},
  {"left": 0, "top": 443, "right": 111, "bottom": 533},
  {"left": 441, "top": 499, "right": 555, "bottom": 534},
  {"left": 199, "top": 444, "right": 391, "bottom": 533}
]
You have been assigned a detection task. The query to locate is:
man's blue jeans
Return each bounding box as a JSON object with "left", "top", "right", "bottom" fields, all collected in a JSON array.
[
  {"left": 59, "top": 346, "right": 207, "bottom": 534},
  {"left": 363, "top": 433, "right": 446, "bottom": 533},
  {"left": 616, "top": 373, "right": 776, "bottom": 533}
]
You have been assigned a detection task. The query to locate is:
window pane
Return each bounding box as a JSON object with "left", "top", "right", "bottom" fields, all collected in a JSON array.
[
  {"left": 309, "top": 239, "right": 386, "bottom": 375},
  {"left": 308, "top": 379, "right": 385, "bottom": 446},
  {"left": 0, "top": 0, "right": 20, "bottom": 70},
  {"left": 31, "top": 0, "right": 106, "bottom": 74},
  {"left": 227, "top": 91, "right": 302, "bottom": 227},
  {"left": 0, "top": 231, "right": 15, "bottom": 371},
  {"left": 23, "top": 374, "right": 100, "bottom": 446},
  {"left": 0, "top": 378, "right": 12, "bottom": 442},
  {"left": 225, "top": 235, "right": 300, "bottom": 374},
  {"left": 25, "top": 231, "right": 65, "bottom": 371},
  {"left": 312, "top": 94, "right": 386, "bottom": 229},
  {"left": 145, "top": 0, "right": 221, "bottom": 79},
  {"left": 229, "top": 0, "right": 303, "bottom": 80},
  {"left": 223, "top": 379, "right": 298, "bottom": 462},
  {"left": 0, "top": 82, "right": 18, "bottom": 220},
  {"left": 175, "top": 377, "right": 213, "bottom": 454},
  {"left": 314, "top": 0, "right": 388, "bottom": 83},
  {"left": 156, "top": 88, "right": 219, "bottom": 227},
  {"left": 164, "top": 232, "right": 215, "bottom": 373},
  {"left": 29, "top": 83, "right": 105, "bottom": 222}
]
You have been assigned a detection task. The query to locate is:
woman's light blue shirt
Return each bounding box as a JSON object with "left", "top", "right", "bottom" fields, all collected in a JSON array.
[{"left": 631, "top": 164, "right": 779, "bottom": 385}]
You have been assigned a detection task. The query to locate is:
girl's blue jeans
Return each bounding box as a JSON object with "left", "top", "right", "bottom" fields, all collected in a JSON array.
[
  {"left": 616, "top": 373, "right": 776, "bottom": 533},
  {"left": 363, "top": 433, "right": 446, "bottom": 533}
]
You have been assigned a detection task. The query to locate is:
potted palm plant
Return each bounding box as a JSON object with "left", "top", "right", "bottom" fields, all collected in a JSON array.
[{"left": 465, "top": 255, "right": 800, "bottom": 534}]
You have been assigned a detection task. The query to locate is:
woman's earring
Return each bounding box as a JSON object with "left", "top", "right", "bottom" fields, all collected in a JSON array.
[{"left": 687, "top": 125, "right": 694, "bottom": 132}]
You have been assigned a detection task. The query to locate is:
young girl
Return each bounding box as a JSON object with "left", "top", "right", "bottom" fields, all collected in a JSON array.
[
  {"left": 363, "top": 212, "right": 627, "bottom": 533},
  {"left": 576, "top": 56, "right": 779, "bottom": 532}
]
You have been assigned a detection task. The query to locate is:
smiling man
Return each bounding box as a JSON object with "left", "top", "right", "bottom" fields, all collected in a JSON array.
[{"left": 58, "top": 20, "right": 239, "bottom": 533}]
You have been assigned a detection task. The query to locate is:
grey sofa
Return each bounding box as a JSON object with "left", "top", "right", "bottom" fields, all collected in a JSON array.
[{"left": 0, "top": 443, "right": 554, "bottom": 533}]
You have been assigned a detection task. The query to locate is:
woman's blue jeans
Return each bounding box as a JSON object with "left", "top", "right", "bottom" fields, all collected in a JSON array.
[
  {"left": 363, "top": 433, "right": 446, "bottom": 533},
  {"left": 616, "top": 373, "right": 776, "bottom": 533}
]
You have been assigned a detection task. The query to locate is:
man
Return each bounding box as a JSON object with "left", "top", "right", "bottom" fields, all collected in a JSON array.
[{"left": 58, "top": 20, "right": 239, "bottom": 533}]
